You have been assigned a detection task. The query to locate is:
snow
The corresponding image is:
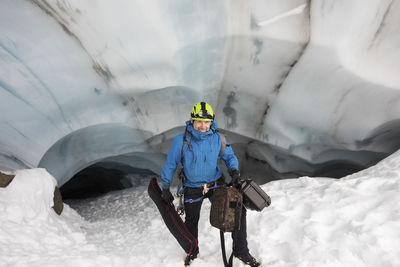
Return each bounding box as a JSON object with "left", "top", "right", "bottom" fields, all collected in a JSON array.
[{"left": 1, "top": 149, "right": 400, "bottom": 267}]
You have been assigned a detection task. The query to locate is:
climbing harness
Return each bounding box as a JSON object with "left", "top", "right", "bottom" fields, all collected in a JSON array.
[{"left": 184, "top": 182, "right": 221, "bottom": 204}]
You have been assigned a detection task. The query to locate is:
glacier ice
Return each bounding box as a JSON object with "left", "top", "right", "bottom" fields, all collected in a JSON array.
[{"left": 1, "top": 0, "right": 400, "bottom": 186}]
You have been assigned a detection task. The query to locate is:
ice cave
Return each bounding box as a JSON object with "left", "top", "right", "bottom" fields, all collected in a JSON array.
[{"left": 1, "top": 0, "right": 400, "bottom": 198}]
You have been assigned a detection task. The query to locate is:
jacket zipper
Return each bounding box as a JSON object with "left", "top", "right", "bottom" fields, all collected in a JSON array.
[
  {"left": 195, "top": 156, "right": 197, "bottom": 176},
  {"left": 204, "top": 154, "right": 207, "bottom": 177}
]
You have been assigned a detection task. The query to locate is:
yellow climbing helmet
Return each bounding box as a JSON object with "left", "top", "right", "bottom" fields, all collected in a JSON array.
[{"left": 191, "top": 102, "right": 215, "bottom": 121}]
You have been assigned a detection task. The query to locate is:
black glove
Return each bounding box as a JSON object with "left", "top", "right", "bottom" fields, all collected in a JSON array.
[
  {"left": 161, "top": 188, "right": 174, "bottom": 204},
  {"left": 230, "top": 169, "right": 241, "bottom": 188}
]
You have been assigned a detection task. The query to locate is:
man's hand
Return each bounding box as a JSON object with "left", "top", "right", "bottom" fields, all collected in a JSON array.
[
  {"left": 230, "top": 169, "right": 242, "bottom": 188},
  {"left": 161, "top": 188, "right": 174, "bottom": 204}
]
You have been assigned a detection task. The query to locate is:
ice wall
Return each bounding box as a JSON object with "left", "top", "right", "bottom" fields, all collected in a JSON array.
[{"left": 1, "top": 0, "right": 400, "bottom": 185}]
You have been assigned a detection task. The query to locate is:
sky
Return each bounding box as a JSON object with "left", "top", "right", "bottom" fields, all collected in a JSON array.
[{"left": 1, "top": 148, "right": 399, "bottom": 267}]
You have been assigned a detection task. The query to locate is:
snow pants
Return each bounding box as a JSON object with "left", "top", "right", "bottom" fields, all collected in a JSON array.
[{"left": 184, "top": 186, "right": 249, "bottom": 255}]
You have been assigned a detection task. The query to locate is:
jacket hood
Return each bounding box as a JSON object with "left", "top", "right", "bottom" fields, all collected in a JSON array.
[{"left": 185, "top": 120, "right": 218, "bottom": 140}]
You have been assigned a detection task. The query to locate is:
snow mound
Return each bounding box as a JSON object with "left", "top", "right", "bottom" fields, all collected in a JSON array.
[
  {"left": 255, "top": 149, "right": 400, "bottom": 266},
  {"left": 0, "top": 169, "right": 117, "bottom": 267},
  {"left": 1, "top": 150, "right": 400, "bottom": 266}
]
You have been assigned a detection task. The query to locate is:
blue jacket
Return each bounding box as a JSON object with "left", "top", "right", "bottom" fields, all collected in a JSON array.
[{"left": 161, "top": 120, "right": 239, "bottom": 188}]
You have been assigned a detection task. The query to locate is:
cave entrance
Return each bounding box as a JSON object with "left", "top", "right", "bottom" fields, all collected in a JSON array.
[{"left": 60, "top": 162, "right": 156, "bottom": 200}]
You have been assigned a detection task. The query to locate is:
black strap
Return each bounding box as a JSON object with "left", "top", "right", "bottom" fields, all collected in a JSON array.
[
  {"left": 176, "top": 126, "right": 191, "bottom": 215},
  {"left": 181, "top": 126, "right": 191, "bottom": 164},
  {"left": 218, "top": 133, "right": 226, "bottom": 158},
  {"left": 234, "top": 199, "right": 242, "bottom": 231},
  {"left": 178, "top": 126, "right": 191, "bottom": 187},
  {"left": 220, "top": 230, "right": 233, "bottom": 267},
  {"left": 220, "top": 197, "right": 241, "bottom": 267}
]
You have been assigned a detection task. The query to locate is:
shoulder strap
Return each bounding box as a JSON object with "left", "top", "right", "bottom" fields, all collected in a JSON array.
[
  {"left": 181, "top": 126, "right": 192, "bottom": 164},
  {"left": 219, "top": 187, "right": 241, "bottom": 267},
  {"left": 220, "top": 230, "right": 234, "bottom": 267},
  {"left": 218, "top": 133, "right": 226, "bottom": 159},
  {"left": 177, "top": 127, "right": 191, "bottom": 215}
]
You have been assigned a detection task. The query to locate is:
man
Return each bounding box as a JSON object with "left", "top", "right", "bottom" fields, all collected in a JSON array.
[{"left": 161, "top": 102, "right": 260, "bottom": 266}]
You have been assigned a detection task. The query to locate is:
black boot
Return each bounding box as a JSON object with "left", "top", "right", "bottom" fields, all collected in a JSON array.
[{"left": 234, "top": 252, "right": 260, "bottom": 267}]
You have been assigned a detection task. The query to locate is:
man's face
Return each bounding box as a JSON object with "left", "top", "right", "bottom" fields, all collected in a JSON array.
[{"left": 191, "top": 119, "right": 211, "bottom": 132}]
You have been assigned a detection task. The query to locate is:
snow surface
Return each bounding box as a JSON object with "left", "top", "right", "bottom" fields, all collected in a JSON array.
[{"left": 1, "top": 149, "right": 400, "bottom": 267}]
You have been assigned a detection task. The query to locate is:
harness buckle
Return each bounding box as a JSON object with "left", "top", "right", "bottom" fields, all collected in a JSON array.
[
  {"left": 202, "top": 184, "right": 209, "bottom": 195},
  {"left": 177, "top": 195, "right": 185, "bottom": 215},
  {"left": 176, "top": 186, "right": 185, "bottom": 215}
]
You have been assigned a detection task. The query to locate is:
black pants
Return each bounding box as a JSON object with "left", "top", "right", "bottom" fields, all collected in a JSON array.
[{"left": 184, "top": 187, "right": 249, "bottom": 255}]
